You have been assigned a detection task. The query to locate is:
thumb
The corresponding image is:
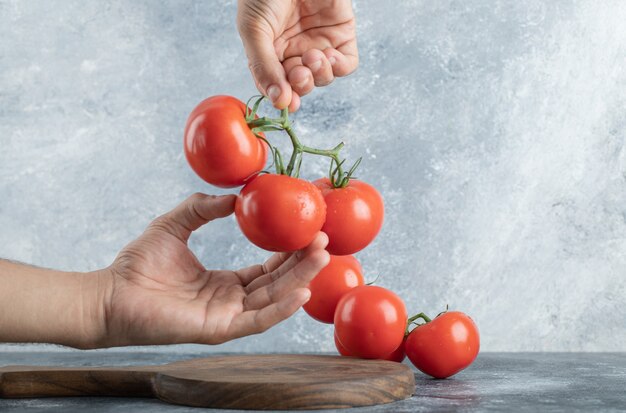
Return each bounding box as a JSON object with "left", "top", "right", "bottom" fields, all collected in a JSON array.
[
  {"left": 151, "top": 193, "right": 236, "bottom": 242},
  {"left": 239, "top": 28, "right": 292, "bottom": 109}
]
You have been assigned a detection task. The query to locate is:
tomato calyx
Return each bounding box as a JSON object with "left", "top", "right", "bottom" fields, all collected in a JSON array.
[
  {"left": 242, "top": 95, "right": 362, "bottom": 187},
  {"left": 328, "top": 155, "right": 362, "bottom": 188},
  {"left": 245, "top": 96, "right": 286, "bottom": 133}
]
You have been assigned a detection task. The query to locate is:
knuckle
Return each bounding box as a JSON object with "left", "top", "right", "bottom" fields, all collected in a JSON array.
[
  {"left": 188, "top": 192, "right": 206, "bottom": 203},
  {"left": 266, "top": 283, "right": 278, "bottom": 301},
  {"left": 149, "top": 216, "right": 174, "bottom": 232},
  {"left": 248, "top": 60, "right": 270, "bottom": 78},
  {"left": 269, "top": 267, "right": 282, "bottom": 281},
  {"left": 314, "top": 75, "right": 334, "bottom": 87},
  {"left": 291, "top": 265, "right": 308, "bottom": 283},
  {"left": 186, "top": 200, "right": 199, "bottom": 219}
]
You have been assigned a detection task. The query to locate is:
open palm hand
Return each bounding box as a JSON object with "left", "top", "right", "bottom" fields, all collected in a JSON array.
[{"left": 101, "top": 193, "right": 329, "bottom": 347}]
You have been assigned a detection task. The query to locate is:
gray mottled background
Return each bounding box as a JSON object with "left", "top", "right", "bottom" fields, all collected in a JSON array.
[{"left": 1, "top": 0, "right": 625, "bottom": 352}]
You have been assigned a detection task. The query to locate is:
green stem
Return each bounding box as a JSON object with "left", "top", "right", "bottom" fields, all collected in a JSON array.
[
  {"left": 282, "top": 111, "right": 300, "bottom": 176},
  {"left": 408, "top": 312, "right": 432, "bottom": 324},
  {"left": 244, "top": 98, "right": 352, "bottom": 180},
  {"left": 405, "top": 312, "right": 431, "bottom": 335},
  {"left": 281, "top": 109, "right": 345, "bottom": 177},
  {"left": 247, "top": 116, "right": 284, "bottom": 129}
]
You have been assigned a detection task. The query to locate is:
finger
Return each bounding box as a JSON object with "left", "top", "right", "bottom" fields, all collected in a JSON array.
[
  {"left": 323, "top": 44, "right": 359, "bottom": 77},
  {"left": 288, "top": 91, "right": 301, "bottom": 112},
  {"left": 287, "top": 65, "right": 314, "bottom": 97},
  {"left": 151, "top": 193, "right": 236, "bottom": 242},
  {"left": 283, "top": 56, "right": 314, "bottom": 97},
  {"left": 234, "top": 251, "right": 292, "bottom": 285},
  {"left": 244, "top": 248, "right": 330, "bottom": 311},
  {"left": 228, "top": 288, "right": 311, "bottom": 339},
  {"left": 244, "top": 232, "right": 328, "bottom": 293},
  {"left": 282, "top": 56, "right": 304, "bottom": 76},
  {"left": 302, "top": 49, "right": 334, "bottom": 86},
  {"left": 237, "top": 25, "right": 291, "bottom": 109}
]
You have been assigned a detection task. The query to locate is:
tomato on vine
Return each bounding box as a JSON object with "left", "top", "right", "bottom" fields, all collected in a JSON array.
[
  {"left": 184, "top": 95, "right": 267, "bottom": 188},
  {"left": 235, "top": 174, "right": 326, "bottom": 252},
  {"left": 189, "top": 95, "right": 382, "bottom": 256},
  {"left": 405, "top": 311, "right": 480, "bottom": 379},
  {"left": 314, "top": 177, "right": 384, "bottom": 256},
  {"left": 303, "top": 254, "right": 364, "bottom": 323},
  {"left": 334, "top": 285, "right": 407, "bottom": 359}
]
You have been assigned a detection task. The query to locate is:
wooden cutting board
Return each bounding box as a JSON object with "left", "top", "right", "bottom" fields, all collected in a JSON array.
[{"left": 0, "top": 354, "right": 415, "bottom": 410}]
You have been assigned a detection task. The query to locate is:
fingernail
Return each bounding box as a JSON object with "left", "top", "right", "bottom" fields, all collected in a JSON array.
[
  {"left": 295, "top": 78, "right": 308, "bottom": 89},
  {"left": 267, "top": 85, "right": 281, "bottom": 102},
  {"left": 329, "top": 56, "right": 337, "bottom": 66},
  {"left": 309, "top": 60, "right": 322, "bottom": 72}
]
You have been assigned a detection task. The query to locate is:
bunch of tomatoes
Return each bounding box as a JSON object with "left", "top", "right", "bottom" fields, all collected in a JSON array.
[{"left": 184, "top": 95, "right": 480, "bottom": 379}]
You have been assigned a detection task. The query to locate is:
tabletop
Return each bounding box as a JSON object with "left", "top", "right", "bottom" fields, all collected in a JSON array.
[{"left": 0, "top": 351, "right": 625, "bottom": 412}]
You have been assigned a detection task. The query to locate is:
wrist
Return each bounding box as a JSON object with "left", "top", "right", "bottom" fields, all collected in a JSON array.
[{"left": 79, "top": 267, "right": 114, "bottom": 349}]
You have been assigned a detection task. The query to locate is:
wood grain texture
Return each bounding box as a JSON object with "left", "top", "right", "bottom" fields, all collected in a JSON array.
[{"left": 0, "top": 354, "right": 415, "bottom": 410}]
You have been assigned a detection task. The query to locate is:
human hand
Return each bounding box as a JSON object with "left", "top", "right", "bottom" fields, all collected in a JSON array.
[
  {"left": 99, "top": 193, "right": 330, "bottom": 347},
  {"left": 237, "top": 0, "right": 358, "bottom": 112}
]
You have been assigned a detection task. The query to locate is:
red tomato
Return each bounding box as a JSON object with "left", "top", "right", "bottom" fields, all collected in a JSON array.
[
  {"left": 334, "top": 286, "right": 407, "bottom": 359},
  {"left": 334, "top": 331, "right": 352, "bottom": 357},
  {"left": 313, "top": 178, "right": 384, "bottom": 255},
  {"left": 384, "top": 338, "right": 407, "bottom": 363},
  {"left": 184, "top": 95, "right": 267, "bottom": 188},
  {"left": 235, "top": 174, "right": 326, "bottom": 252},
  {"left": 405, "top": 311, "right": 480, "bottom": 379},
  {"left": 335, "top": 331, "right": 406, "bottom": 363},
  {"left": 303, "top": 255, "right": 364, "bottom": 323}
]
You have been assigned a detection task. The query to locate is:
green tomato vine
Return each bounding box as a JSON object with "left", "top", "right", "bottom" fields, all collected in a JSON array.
[{"left": 244, "top": 95, "right": 361, "bottom": 188}]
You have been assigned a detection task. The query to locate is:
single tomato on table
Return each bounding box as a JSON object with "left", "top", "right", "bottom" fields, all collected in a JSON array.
[
  {"left": 313, "top": 178, "right": 384, "bottom": 256},
  {"left": 334, "top": 285, "right": 407, "bottom": 359},
  {"left": 303, "top": 255, "right": 364, "bottom": 324},
  {"left": 184, "top": 95, "right": 267, "bottom": 188},
  {"left": 405, "top": 311, "right": 480, "bottom": 379},
  {"left": 235, "top": 174, "right": 326, "bottom": 252}
]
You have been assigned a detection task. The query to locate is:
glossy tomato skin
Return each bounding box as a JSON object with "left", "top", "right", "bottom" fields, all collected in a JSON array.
[
  {"left": 313, "top": 178, "right": 384, "bottom": 256},
  {"left": 184, "top": 95, "right": 267, "bottom": 188},
  {"left": 303, "top": 255, "right": 364, "bottom": 323},
  {"left": 334, "top": 331, "right": 352, "bottom": 357},
  {"left": 235, "top": 174, "right": 326, "bottom": 252},
  {"left": 384, "top": 338, "right": 407, "bottom": 363},
  {"left": 334, "top": 285, "right": 407, "bottom": 359},
  {"left": 336, "top": 332, "right": 407, "bottom": 363},
  {"left": 405, "top": 311, "right": 480, "bottom": 379}
]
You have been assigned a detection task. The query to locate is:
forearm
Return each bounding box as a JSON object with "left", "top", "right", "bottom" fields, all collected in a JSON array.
[{"left": 0, "top": 259, "right": 111, "bottom": 349}]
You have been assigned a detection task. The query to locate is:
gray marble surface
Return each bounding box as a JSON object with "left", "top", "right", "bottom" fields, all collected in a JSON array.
[
  {"left": 1, "top": 352, "right": 625, "bottom": 412},
  {"left": 2, "top": 1, "right": 626, "bottom": 354}
]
